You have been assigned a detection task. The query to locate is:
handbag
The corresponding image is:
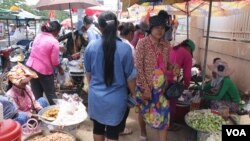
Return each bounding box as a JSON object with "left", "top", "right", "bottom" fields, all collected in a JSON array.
[
  {"left": 165, "top": 52, "right": 185, "bottom": 99},
  {"left": 165, "top": 71, "right": 185, "bottom": 99}
]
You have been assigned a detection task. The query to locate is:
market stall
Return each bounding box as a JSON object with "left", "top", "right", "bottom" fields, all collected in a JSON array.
[{"left": 21, "top": 94, "right": 88, "bottom": 140}]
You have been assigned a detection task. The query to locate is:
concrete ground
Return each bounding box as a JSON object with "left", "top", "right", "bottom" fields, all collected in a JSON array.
[{"left": 73, "top": 108, "right": 195, "bottom": 141}]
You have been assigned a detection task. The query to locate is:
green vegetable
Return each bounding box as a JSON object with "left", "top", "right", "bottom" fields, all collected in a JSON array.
[{"left": 186, "top": 110, "right": 226, "bottom": 133}]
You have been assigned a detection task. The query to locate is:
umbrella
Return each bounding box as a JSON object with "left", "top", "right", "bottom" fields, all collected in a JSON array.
[
  {"left": 61, "top": 18, "right": 78, "bottom": 28},
  {"left": 172, "top": 0, "right": 231, "bottom": 16},
  {"left": 217, "top": 1, "right": 250, "bottom": 14},
  {"left": 61, "top": 18, "right": 73, "bottom": 28},
  {"left": 35, "top": 0, "right": 100, "bottom": 53},
  {"left": 35, "top": 0, "right": 100, "bottom": 10},
  {"left": 85, "top": 5, "right": 115, "bottom": 16}
]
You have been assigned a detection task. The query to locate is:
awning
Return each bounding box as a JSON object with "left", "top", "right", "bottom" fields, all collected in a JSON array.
[{"left": 12, "top": 10, "right": 42, "bottom": 19}]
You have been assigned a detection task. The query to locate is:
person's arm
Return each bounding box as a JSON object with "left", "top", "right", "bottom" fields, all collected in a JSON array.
[
  {"left": 204, "top": 78, "right": 229, "bottom": 100},
  {"left": 135, "top": 40, "right": 151, "bottom": 99},
  {"left": 225, "top": 78, "right": 241, "bottom": 104},
  {"left": 131, "top": 31, "right": 139, "bottom": 47},
  {"left": 182, "top": 53, "right": 192, "bottom": 88},
  {"left": 57, "top": 31, "right": 73, "bottom": 42},
  {"left": 51, "top": 42, "right": 64, "bottom": 75},
  {"left": 202, "top": 81, "right": 212, "bottom": 91},
  {"left": 123, "top": 44, "right": 137, "bottom": 96},
  {"left": 26, "top": 86, "right": 42, "bottom": 111},
  {"left": 83, "top": 41, "right": 94, "bottom": 83},
  {"left": 50, "top": 42, "right": 60, "bottom": 67}
]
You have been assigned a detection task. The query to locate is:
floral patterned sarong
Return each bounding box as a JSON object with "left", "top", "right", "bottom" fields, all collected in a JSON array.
[{"left": 136, "top": 67, "right": 170, "bottom": 129}]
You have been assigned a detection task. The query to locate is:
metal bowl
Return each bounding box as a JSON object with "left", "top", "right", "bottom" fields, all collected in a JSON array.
[
  {"left": 184, "top": 109, "right": 221, "bottom": 133},
  {"left": 38, "top": 105, "right": 60, "bottom": 126},
  {"left": 38, "top": 105, "right": 87, "bottom": 128},
  {"left": 23, "top": 130, "right": 76, "bottom": 141}
]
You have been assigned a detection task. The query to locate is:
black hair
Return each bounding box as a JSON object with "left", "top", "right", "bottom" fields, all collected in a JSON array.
[
  {"left": 41, "top": 21, "right": 61, "bottom": 33},
  {"left": 98, "top": 11, "right": 118, "bottom": 86},
  {"left": 93, "top": 21, "right": 100, "bottom": 29},
  {"left": 84, "top": 16, "right": 94, "bottom": 25},
  {"left": 158, "top": 10, "right": 170, "bottom": 25},
  {"left": 158, "top": 10, "right": 169, "bottom": 20},
  {"left": 135, "top": 24, "right": 140, "bottom": 30},
  {"left": 118, "top": 22, "right": 135, "bottom": 36},
  {"left": 213, "top": 58, "right": 221, "bottom": 64}
]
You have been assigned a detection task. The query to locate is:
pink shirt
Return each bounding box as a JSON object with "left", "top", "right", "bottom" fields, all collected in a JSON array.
[
  {"left": 131, "top": 31, "right": 145, "bottom": 48},
  {"left": 6, "top": 85, "right": 41, "bottom": 113},
  {"left": 168, "top": 47, "right": 192, "bottom": 88},
  {"left": 26, "top": 32, "right": 60, "bottom": 75}
]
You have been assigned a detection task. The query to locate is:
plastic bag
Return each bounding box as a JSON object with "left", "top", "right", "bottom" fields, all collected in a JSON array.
[
  {"left": 165, "top": 82, "right": 184, "bottom": 99},
  {"left": 127, "top": 95, "right": 137, "bottom": 108},
  {"left": 56, "top": 72, "right": 73, "bottom": 87},
  {"left": 52, "top": 94, "right": 87, "bottom": 126}
]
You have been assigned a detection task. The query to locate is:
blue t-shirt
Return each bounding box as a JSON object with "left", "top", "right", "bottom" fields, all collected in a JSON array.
[
  {"left": 84, "top": 38, "right": 136, "bottom": 126},
  {"left": 87, "top": 25, "right": 101, "bottom": 41}
]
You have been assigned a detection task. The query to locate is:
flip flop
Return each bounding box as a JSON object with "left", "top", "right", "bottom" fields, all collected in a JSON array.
[
  {"left": 119, "top": 128, "right": 133, "bottom": 136},
  {"left": 139, "top": 136, "right": 147, "bottom": 141}
]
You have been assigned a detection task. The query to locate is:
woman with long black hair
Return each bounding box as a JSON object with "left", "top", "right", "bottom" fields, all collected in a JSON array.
[{"left": 84, "top": 11, "right": 136, "bottom": 141}]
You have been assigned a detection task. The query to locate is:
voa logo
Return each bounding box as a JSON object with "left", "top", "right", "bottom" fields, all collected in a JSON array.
[{"left": 226, "top": 129, "right": 247, "bottom": 136}]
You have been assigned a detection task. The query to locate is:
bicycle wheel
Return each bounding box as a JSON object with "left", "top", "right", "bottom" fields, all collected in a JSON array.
[{"left": 0, "top": 72, "right": 9, "bottom": 94}]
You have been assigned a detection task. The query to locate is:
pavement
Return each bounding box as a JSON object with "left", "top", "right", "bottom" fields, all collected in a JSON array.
[{"left": 73, "top": 108, "right": 195, "bottom": 141}]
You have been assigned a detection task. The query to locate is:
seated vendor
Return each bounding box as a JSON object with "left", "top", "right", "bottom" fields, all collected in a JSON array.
[
  {"left": 202, "top": 60, "right": 240, "bottom": 112},
  {"left": 5, "top": 63, "right": 48, "bottom": 123}
]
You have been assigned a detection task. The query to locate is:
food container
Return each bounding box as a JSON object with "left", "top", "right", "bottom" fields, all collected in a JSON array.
[
  {"left": 23, "top": 130, "right": 76, "bottom": 141},
  {"left": 38, "top": 104, "right": 87, "bottom": 131},
  {"left": 190, "top": 100, "right": 201, "bottom": 111},
  {"left": 0, "top": 119, "right": 22, "bottom": 141},
  {"left": 185, "top": 109, "right": 225, "bottom": 141},
  {"left": 175, "top": 102, "right": 190, "bottom": 124}
]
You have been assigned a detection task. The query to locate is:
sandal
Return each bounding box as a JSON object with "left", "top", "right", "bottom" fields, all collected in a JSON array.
[
  {"left": 119, "top": 128, "right": 133, "bottom": 136},
  {"left": 139, "top": 136, "right": 147, "bottom": 141}
]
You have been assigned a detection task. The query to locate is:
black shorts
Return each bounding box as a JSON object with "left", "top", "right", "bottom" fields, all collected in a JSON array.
[{"left": 92, "top": 119, "right": 122, "bottom": 140}]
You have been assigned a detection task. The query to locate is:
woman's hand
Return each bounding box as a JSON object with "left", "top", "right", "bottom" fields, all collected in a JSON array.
[
  {"left": 59, "top": 46, "right": 66, "bottom": 53},
  {"left": 58, "top": 66, "right": 64, "bottom": 75},
  {"left": 71, "top": 52, "right": 80, "bottom": 60},
  {"left": 142, "top": 89, "right": 151, "bottom": 100}
]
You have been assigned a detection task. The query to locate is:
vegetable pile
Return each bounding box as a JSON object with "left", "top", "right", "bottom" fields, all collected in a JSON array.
[{"left": 185, "top": 110, "right": 226, "bottom": 132}]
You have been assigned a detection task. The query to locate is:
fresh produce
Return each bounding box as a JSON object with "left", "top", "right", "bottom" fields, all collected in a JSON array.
[{"left": 185, "top": 110, "right": 226, "bottom": 132}]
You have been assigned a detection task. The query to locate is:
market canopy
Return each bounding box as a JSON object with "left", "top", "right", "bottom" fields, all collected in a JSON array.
[
  {"left": 14, "top": 10, "right": 42, "bottom": 19},
  {"left": 9, "top": 5, "right": 21, "bottom": 12},
  {"left": 0, "top": 8, "right": 17, "bottom": 20},
  {"left": 85, "top": 5, "right": 116, "bottom": 16},
  {"left": 35, "top": 0, "right": 100, "bottom": 10}
]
